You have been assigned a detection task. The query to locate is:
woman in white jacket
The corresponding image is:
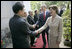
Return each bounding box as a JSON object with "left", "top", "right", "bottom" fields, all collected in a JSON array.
[{"left": 35, "top": 5, "right": 63, "bottom": 48}]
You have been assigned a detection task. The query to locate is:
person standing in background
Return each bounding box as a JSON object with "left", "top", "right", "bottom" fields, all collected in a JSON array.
[
  {"left": 36, "top": 4, "right": 51, "bottom": 48},
  {"left": 34, "top": 10, "right": 39, "bottom": 24},
  {"left": 27, "top": 11, "right": 36, "bottom": 47},
  {"left": 58, "top": 6, "right": 64, "bottom": 17}
]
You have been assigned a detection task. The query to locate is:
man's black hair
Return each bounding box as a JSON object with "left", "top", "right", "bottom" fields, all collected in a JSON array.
[
  {"left": 12, "top": 2, "right": 24, "bottom": 14},
  {"left": 34, "top": 10, "right": 37, "bottom": 13}
]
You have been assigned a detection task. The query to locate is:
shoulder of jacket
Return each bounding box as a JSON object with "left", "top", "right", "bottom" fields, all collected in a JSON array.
[
  {"left": 47, "top": 16, "right": 51, "bottom": 21},
  {"left": 19, "top": 18, "right": 26, "bottom": 22},
  {"left": 57, "top": 15, "right": 63, "bottom": 20}
]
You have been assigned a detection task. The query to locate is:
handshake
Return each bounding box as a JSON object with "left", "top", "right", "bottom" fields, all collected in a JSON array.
[
  {"left": 32, "top": 24, "right": 41, "bottom": 37},
  {"left": 33, "top": 29, "right": 41, "bottom": 38},
  {"left": 32, "top": 24, "right": 39, "bottom": 29}
]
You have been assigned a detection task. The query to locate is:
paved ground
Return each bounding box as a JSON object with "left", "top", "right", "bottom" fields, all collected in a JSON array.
[
  {"left": 31, "top": 34, "right": 48, "bottom": 48},
  {"left": 59, "top": 36, "right": 71, "bottom": 48},
  {"left": 6, "top": 35, "right": 71, "bottom": 48}
]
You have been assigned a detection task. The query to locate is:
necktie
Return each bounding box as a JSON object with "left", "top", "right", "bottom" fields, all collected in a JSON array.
[{"left": 43, "top": 11, "right": 45, "bottom": 20}]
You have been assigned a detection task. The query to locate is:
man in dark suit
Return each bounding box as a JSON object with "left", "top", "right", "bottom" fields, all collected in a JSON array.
[
  {"left": 34, "top": 10, "right": 40, "bottom": 38},
  {"left": 37, "top": 4, "right": 51, "bottom": 48},
  {"left": 27, "top": 11, "right": 35, "bottom": 28},
  {"left": 27, "top": 11, "right": 36, "bottom": 47},
  {"left": 34, "top": 10, "right": 39, "bottom": 23},
  {"left": 9, "top": 2, "right": 38, "bottom": 48},
  {"left": 34, "top": 10, "right": 39, "bottom": 29},
  {"left": 58, "top": 6, "right": 64, "bottom": 17}
]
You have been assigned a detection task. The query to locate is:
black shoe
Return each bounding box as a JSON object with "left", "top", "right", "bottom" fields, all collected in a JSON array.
[
  {"left": 43, "top": 44, "right": 46, "bottom": 48},
  {"left": 31, "top": 44, "right": 36, "bottom": 47}
]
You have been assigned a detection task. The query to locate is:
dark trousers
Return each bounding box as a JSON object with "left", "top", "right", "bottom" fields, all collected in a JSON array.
[
  {"left": 42, "top": 30, "right": 49, "bottom": 45},
  {"left": 30, "top": 29, "right": 35, "bottom": 46},
  {"left": 30, "top": 36, "right": 35, "bottom": 45}
]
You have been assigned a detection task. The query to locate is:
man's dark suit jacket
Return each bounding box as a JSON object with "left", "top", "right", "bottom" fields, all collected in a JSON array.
[
  {"left": 37, "top": 11, "right": 51, "bottom": 31},
  {"left": 34, "top": 14, "right": 39, "bottom": 23},
  {"left": 9, "top": 15, "right": 36, "bottom": 48},
  {"left": 27, "top": 15, "right": 35, "bottom": 31}
]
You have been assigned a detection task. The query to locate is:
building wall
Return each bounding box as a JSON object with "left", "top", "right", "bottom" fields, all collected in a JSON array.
[
  {"left": 23, "top": 1, "right": 31, "bottom": 15},
  {"left": 1, "top": 1, "right": 23, "bottom": 30},
  {"left": 1, "top": 1, "right": 23, "bottom": 48}
]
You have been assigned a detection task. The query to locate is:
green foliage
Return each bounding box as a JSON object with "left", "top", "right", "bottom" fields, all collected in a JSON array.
[
  {"left": 45, "top": 1, "right": 59, "bottom": 8},
  {"left": 30, "top": 1, "right": 41, "bottom": 11},
  {"left": 30, "top": 1, "right": 70, "bottom": 11},
  {"left": 62, "top": 2, "right": 71, "bottom": 41}
]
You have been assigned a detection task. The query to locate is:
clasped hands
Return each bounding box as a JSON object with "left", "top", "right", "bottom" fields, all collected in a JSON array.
[
  {"left": 33, "top": 29, "right": 41, "bottom": 37},
  {"left": 32, "top": 24, "right": 41, "bottom": 37},
  {"left": 32, "top": 24, "right": 39, "bottom": 29},
  {"left": 33, "top": 24, "right": 36, "bottom": 28}
]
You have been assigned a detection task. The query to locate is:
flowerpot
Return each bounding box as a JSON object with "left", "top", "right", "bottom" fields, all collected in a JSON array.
[{"left": 64, "top": 40, "right": 71, "bottom": 47}]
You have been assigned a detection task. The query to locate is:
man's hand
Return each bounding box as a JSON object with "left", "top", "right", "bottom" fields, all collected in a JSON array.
[
  {"left": 33, "top": 30, "right": 41, "bottom": 38},
  {"left": 33, "top": 24, "right": 36, "bottom": 28},
  {"left": 34, "top": 30, "right": 38, "bottom": 34},
  {"left": 33, "top": 30, "right": 40, "bottom": 37},
  {"left": 35, "top": 30, "right": 41, "bottom": 35},
  {"left": 37, "top": 25, "right": 39, "bottom": 28}
]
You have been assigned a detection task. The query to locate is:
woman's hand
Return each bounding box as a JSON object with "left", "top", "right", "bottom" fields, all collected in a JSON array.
[{"left": 34, "top": 30, "right": 37, "bottom": 33}]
